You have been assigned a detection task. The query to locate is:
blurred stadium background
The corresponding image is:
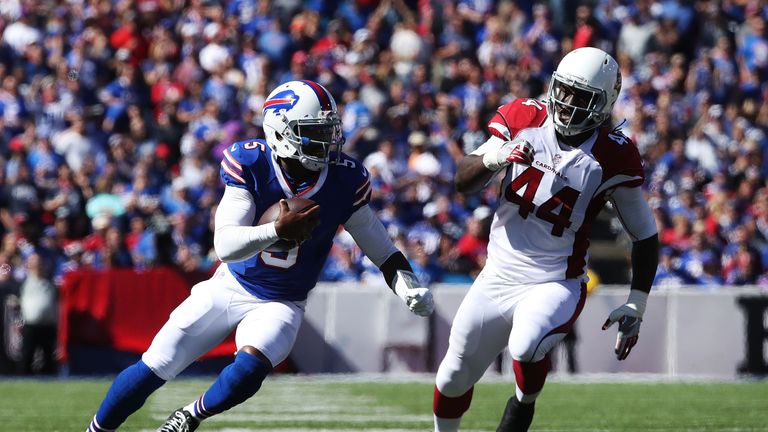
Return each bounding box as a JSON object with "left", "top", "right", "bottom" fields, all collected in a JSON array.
[{"left": 1, "top": 0, "right": 768, "bottom": 430}]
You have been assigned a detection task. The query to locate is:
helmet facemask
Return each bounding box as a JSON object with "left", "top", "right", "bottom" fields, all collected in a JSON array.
[
  {"left": 548, "top": 73, "right": 609, "bottom": 137},
  {"left": 276, "top": 112, "right": 344, "bottom": 171}
]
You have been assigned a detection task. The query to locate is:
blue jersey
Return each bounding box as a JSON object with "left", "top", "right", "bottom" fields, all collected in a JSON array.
[{"left": 219, "top": 139, "right": 371, "bottom": 301}]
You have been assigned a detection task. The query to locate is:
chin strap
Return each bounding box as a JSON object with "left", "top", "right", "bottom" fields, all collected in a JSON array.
[{"left": 298, "top": 155, "right": 324, "bottom": 172}]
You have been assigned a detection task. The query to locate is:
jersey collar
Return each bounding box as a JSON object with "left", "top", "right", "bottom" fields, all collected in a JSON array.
[
  {"left": 270, "top": 152, "right": 328, "bottom": 199},
  {"left": 546, "top": 117, "right": 599, "bottom": 153}
]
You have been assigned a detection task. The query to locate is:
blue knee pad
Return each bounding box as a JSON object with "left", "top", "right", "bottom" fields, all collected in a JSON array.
[{"left": 200, "top": 351, "right": 272, "bottom": 416}]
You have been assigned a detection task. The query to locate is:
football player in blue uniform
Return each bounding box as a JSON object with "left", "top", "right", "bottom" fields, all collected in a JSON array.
[{"left": 86, "top": 80, "right": 434, "bottom": 432}]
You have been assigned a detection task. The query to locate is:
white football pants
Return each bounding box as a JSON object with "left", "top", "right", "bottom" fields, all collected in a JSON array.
[
  {"left": 142, "top": 264, "right": 304, "bottom": 380},
  {"left": 436, "top": 269, "right": 585, "bottom": 397}
]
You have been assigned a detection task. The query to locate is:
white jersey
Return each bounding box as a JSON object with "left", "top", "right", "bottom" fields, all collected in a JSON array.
[{"left": 483, "top": 98, "right": 645, "bottom": 283}]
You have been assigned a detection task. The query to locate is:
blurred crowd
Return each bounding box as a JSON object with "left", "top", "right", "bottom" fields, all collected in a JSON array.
[{"left": 0, "top": 0, "right": 767, "bottom": 297}]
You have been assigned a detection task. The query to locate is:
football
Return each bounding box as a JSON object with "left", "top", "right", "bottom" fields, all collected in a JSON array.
[{"left": 258, "top": 197, "right": 317, "bottom": 251}]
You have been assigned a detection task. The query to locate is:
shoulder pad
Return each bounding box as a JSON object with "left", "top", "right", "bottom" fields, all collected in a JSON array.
[
  {"left": 335, "top": 153, "right": 371, "bottom": 212},
  {"left": 488, "top": 98, "right": 549, "bottom": 140},
  {"left": 593, "top": 128, "right": 645, "bottom": 186},
  {"left": 220, "top": 139, "right": 268, "bottom": 188},
  {"left": 226, "top": 140, "right": 268, "bottom": 166}
]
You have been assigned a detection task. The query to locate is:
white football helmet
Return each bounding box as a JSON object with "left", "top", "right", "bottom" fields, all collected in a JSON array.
[
  {"left": 262, "top": 80, "right": 344, "bottom": 171},
  {"left": 547, "top": 47, "right": 621, "bottom": 137}
]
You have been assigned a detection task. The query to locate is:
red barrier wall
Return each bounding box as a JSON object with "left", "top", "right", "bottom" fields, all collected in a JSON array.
[{"left": 58, "top": 267, "right": 236, "bottom": 363}]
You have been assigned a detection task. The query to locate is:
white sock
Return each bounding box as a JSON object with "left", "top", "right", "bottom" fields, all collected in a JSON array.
[
  {"left": 515, "top": 386, "right": 540, "bottom": 404},
  {"left": 434, "top": 415, "right": 462, "bottom": 432},
  {"left": 183, "top": 401, "right": 199, "bottom": 419}
]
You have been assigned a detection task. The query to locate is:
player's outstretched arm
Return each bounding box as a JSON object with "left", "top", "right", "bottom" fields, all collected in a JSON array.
[
  {"left": 344, "top": 205, "right": 434, "bottom": 316},
  {"left": 455, "top": 154, "right": 495, "bottom": 194},
  {"left": 455, "top": 136, "right": 535, "bottom": 193},
  {"left": 602, "top": 186, "right": 659, "bottom": 360},
  {"left": 214, "top": 186, "right": 282, "bottom": 262}
]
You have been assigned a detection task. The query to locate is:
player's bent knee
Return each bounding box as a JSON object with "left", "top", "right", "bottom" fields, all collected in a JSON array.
[
  {"left": 239, "top": 345, "right": 274, "bottom": 369},
  {"left": 509, "top": 333, "right": 564, "bottom": 363},
  {"left": 142, "top": 349, "right": 188, "bottom": 381},
  {"left": 227, "top": 350, "right": 272, "bottom": 396},
  {"left": 436, "top": 363, "right": 473, "bottom": 397},
  {"left": 200, "top": 350, "right": 274, "bottom": 415},
  {"left": 508, "top": 345, "right": 538, "bottom": 363}
]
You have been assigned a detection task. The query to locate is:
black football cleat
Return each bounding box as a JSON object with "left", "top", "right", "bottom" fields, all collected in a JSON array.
[
  {"left": 497, "top": 396, "right": 535, "bottom": 432},
  {"left": 157, "top": 409, "right": 200, "bottom": 432}
]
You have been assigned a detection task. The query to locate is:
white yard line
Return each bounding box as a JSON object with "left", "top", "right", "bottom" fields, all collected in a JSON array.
[{"left": 148, "top": 379, "right": 433, "bottom": 431}]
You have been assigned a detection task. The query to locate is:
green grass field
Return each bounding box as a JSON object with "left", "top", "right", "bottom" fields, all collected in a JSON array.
[{"left": 0, "top": 376, "right": 766, "bottom": 431}]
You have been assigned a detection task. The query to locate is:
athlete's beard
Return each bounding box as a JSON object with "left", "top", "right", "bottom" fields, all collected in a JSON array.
[
  {"left": 555, "top": 127, "right": 597, "bottom": 148},
  {"left": 278, "top": 157, "right": 321, "bottom": 183}
]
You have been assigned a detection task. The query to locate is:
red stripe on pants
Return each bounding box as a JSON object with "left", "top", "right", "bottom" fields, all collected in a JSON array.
[
  {"left": 433, "top": 385, "right": 474, "bottom": 419},
  {"left": 513, "top": 355, "right": 550, "bottom": 395}
]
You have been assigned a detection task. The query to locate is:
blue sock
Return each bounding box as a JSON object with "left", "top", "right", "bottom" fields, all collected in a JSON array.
[
  {"left": 90, "top": 360, "right": 165, "bottom": 430},
  {"left": 194, "top": 351, "right": 271, "bottom": 419}
]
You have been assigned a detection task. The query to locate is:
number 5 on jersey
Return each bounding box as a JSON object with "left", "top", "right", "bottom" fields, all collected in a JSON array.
[
  {"left": 504, "top": 167, "right": 580, "bottom": 237},
  {"left": 260, "top": 247, "right": 298, "bottom": 268}
]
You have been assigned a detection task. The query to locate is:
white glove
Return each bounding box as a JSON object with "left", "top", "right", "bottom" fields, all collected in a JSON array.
[
  {"left": 482, "top": 138, "right": 535, "bottom": 171},
  {"left": 602, "top": 290, "right": 648, "bottom": 361},
  {"left": 392, "top": 270, "right": 434, "bottom": 317}
]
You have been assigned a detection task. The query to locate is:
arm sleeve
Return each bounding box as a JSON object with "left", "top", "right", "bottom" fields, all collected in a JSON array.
[
  {"left": 343, "top": 204, "right": 399, "bottom": 267},
  {"left": 214, "top": 186, "right": 279, "bottom": 262},
  {"left": 609, "top": 186, "right": 658, "bottom": 242}
]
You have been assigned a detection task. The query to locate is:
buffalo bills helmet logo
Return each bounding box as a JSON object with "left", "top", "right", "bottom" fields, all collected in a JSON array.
[{"left": 262, "top": 90, "right": 300, "bottom": 115}]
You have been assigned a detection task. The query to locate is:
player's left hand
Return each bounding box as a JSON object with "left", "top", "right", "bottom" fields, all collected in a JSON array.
[
  {"left": 602, "top": 303, "right": 643, "bottom": 361},
  {"left": 482, "top": 138, "right": 535, "bottom": 171},
  {"left": 505, "top": 139, "right": 535, "bottom": 166},
  {"left": 601, "top": 290, "right": 648, "bottom": 360},
  {"left": 392, "top": 270, "right": 434, "bottom": 317}
]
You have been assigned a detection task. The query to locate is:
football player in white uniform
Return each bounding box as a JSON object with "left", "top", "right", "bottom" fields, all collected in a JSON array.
[{"left": 432, "top": 47, "right": 659, "bottom": 431}]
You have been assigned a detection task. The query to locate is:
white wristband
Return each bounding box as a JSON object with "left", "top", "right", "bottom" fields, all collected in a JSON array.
[
  {"left": 392, "top": 270, "right": 419, "bottom": 300},
  {"left": 482, "top": 150, "right": 503, "bottom": 171},
  {"left": 626, "top": 290, "right": 648, "bottom": 316},
  {"left": 475, "top": 138, "right": 505, "bottom": 171}
]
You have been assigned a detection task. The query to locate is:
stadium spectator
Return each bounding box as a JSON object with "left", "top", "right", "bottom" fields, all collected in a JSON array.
[
  {"left": 678, "top": 232, "right": 723, "bottom": 286},
  {"left": 722, "top": 225, "right": 763, "bottom": 284},
  {"left": 455, "top": 214, "right": 488, "bottom": 276},
  {"left": 321, "top": 245, "right": 362, "bottom": 283},
  {"left": 19, "top": 253, "right": 57, "bottom": 375},
  {"left": 653, "top": 246, "right": 688, "bottom": 288}
]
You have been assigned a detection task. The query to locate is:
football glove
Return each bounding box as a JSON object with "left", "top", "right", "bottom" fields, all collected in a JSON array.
[
  {"left": 602, "top": 290, "right": 648, "bottom": 361},
  {"left": 392, "top": 270, "right": 434, "bottom": 317},
  {"left": 482, "top": 138, "right": 535, "bottom": 171}
]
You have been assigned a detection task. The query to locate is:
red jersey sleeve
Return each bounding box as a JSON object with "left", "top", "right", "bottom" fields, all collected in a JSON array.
[
  {"left": 592, "top": 128, "right": 645, "bottom": 190},
  {"left": 487, "top": 98, "right": 549, "bottom": 140}
]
